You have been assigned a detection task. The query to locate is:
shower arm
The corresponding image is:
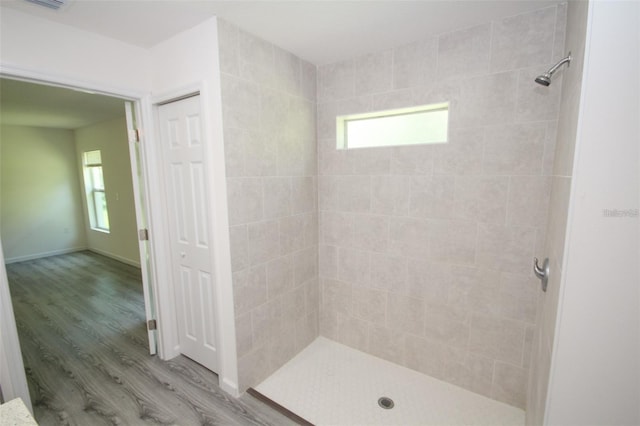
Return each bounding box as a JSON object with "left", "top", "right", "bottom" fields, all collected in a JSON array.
[{"left": 547, "top": 54, "right": 572, "bottom": 76}]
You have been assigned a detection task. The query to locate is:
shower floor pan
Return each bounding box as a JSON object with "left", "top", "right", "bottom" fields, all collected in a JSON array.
[{"left": 253, "top": 337, "right": 524, "bottom": 426}]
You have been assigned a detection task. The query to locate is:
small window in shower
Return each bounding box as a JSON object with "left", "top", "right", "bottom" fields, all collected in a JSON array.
[{"left": 336, "top": 102, "right": 449, "bottom": 150}]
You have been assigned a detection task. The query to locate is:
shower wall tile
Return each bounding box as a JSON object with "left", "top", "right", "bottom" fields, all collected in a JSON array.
[
  {"left": 406, "top": 259, "right": 450, "bottom": 303},
  {"left": 443, "top": 347, "right": 495, "bottom": 398},
  {"left": 542, "top": 121, "right": 559, "bottom": 176},
  {"left": 355, "top": 50, "right": 393, "bottom": 95},
  {"left": 263, "top": 177, "right": 291, "bottom": 219},
  {"left": 493, "top": 361, "right": 528, "bottom": 408},
  {"left": 506, "top": 176, "right": 552, "bottom": 228},
  {"left": 454, "top": 71, "right": 518, "bottom": 127},
  {"left": 498, "top": 273, "right": 537, "bottom": 324},
  {"left": 220, "top": 74, "right": 261, "bottom": 130},
  {"left": 232, "top": 265, "right": 267, "bottom": 316},
  {"left": 387, "top": 293, "right": 425, "bottom": 336},
  {"left": 318, "top": 59, "right": 355, "bottom": 101},
  {"left": 291, "top": 176, "right": 315, "bottom": 214},
  {"left": 404, "top": 334, "right": 445, "bottom": 378},
  {"left": 238, "top": 29, "right": 275, "bottom": 87},
  {"left": 388, "top": 216, "right": 430, "bottom": 258},
  {"left": 244, "top": 129, "right": 278, "bottom": 177},
  {"left": 437, "top": 23, "right": 491, "bottom": 80},
  {"left": 551, "top": 2, "right": 568, "bottom": 61},
  {"left": 423, "top": 303, "right": 470, "bottom": 348},
  {"left": 323, "top": 278, "right": 353, "bottom": 315},
  {"left": 319, "top": 244, "right": 338, "bottom": 279},
  {"left": 274, "top": 47, "right": 302, "bottom": 96},
  {"left": 483, "top": 123, "right": 546, "bottom": 175},
  {"left": 434, "top": 127, "right": 484, "bottom": 175},
  {"left": 337, "top": 247, "right": 370, "bottom": 286},
  {"left": 408, "top": 175, "right": 455, "bottom": 220},
  {"left": 337, "top": 313, "right": 369, "bottom": 352},
  {"left": 317, "top": 4, "right": 565, "bottom": 409},
  {"left": 468, "top": 313, "right": 526, "bottom": 365},
  {"left": 393, "top": 37, "right": 438, "bottom": 90},
  {"left": 350, "top": 147, "right": 392, "bottom": 175},
  {"left": 368, "top": 324, "right": 405, "bottom": 365},
  {"left": 266, "top": 255, "right": 293, "bottom": 299},
  {"left": 336, "top": 175, "right": 371, "bottom": 213},
  {"left": 218, "top": 20, "right": 318, "bottom": 392},
  {"left": 352, "top": 287, "right": 387, "bottom": 325},
  {"left": 453, "top": 176, "right": 509, "bottom": 224},
  {"left": 226, "top": 177, "right": 263, "bottom": 225},
  {"left": 229, "top": 224, "right": 248, "bottom": 272},
  {"left": 371, "top": 175, "right": 411, "bottom": 216},
  {"left": 390, "top": 145, "right": 435, "bottom": 175},
  {"left": 217, "top": 18, "right": 239, "bottom": 76},
  {"left": 527, "top": 0, "right": 589, "bottom": 408},
  {"left": 428, "top": 219, "right": 477, "bottom": 265},
  {"left": 476, "top": 223, "right": 537, "bottom": 274},
  {"left": 235, "top": 312, "right": 253, "bottom": 358},
  {"left": 516, "top": 67, "right": 562, "bottom": 123},
  {"left": 247, "top": 219, "right": 280, "bottom": 265},
  {"left": 490, "top": 6, "right": 556, "bottom": 72}
]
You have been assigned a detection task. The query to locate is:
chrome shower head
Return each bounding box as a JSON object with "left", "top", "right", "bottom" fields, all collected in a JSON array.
[
  {"left": 534, "top": 73, "right": 552, "bottom": 86},
  {"left": 534, "top": 52, "right": 572, "bottom": 86}
]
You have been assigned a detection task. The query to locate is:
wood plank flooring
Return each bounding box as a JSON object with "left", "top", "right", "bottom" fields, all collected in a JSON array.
[{"left": 6, "top": 251, "right": 296, "bottom": 426}]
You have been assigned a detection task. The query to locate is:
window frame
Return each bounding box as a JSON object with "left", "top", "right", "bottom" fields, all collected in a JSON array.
[
  {"left": 336, "top": 102, "right": 450, "bottom": 150},
  {"left": 82, "top": 150, "right": 110, "bottom": 233}
]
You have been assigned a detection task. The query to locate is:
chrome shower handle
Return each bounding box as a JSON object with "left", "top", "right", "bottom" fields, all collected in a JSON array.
[{"left": 534, "top": 257, "right": 550, "bottom": 292}]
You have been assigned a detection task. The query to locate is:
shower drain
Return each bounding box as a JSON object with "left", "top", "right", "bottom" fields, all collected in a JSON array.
[{"left": 378, "top": 396, "right": 394, "bottom": 409}]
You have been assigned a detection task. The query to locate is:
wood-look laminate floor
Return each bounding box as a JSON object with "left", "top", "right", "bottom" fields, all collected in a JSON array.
[{"left": 6, "top": 251, "right": 295, "bottom": 426}]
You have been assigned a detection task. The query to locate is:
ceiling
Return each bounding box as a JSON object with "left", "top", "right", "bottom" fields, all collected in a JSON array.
[
  {"left": 1, "top": 0, "right": 563, "bottom": 66},
  {"left": 0, "top": 78, "right": 126, "bottom": 129},
  {"left": 0, "top": 0, "right": 563, "bottom": 129}
]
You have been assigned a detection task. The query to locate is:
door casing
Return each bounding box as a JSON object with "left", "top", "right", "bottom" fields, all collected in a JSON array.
[{"left": 0, "top": 67, "right": 240, "bottom": 400}]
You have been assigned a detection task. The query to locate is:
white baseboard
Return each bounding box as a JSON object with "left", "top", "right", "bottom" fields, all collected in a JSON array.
[
  {"left": 220, "top": 377, "right": 240, "bottom": 397},
  {"left": 4, "top": 247, "right": 87, "bottom": 264},
  {"left": 87, "top": 248, "right": 141, "bottom": 268}
]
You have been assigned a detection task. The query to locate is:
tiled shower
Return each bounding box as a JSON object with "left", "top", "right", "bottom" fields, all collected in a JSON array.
[{"left": 219, "top": 2, "right": 567, "bottom": 412}]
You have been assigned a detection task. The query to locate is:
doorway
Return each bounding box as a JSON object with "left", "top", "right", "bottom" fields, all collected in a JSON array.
[{"left": 0, "top": 77, "right": 158, "bottom": 407}]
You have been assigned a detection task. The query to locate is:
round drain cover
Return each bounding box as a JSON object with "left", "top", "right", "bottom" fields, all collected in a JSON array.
[{"left": 378, "top": 396, "right": 394, "bottom": 409}]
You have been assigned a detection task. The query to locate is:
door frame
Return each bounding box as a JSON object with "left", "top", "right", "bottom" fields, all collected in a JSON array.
[
  {"left": 0, "top": 65, "right": 164, "bottom": 404},
  {"left": 151, "top": 83, "right": 238, "bottom": 396},
  {"left": 0, "top": 65, "right": 240, "bottom": 401}
]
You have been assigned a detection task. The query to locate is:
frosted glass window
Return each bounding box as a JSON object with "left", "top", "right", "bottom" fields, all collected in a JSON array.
[
  {"left": 337, "top": 102, "right": 449, "bottom": 149},
  {"left": 82, "top": 150, "right": 110, "bottom": 232}
]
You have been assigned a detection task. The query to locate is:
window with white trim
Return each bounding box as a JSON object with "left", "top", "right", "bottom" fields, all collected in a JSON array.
[
  {"left": 82, "top": 150, "right": 110, "bottom": 232},
  {"left": 337, "top": 102, "right": 449, "bottom": 149}
]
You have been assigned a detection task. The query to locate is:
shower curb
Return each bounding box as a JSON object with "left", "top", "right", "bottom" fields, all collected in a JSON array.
[{"left": 247, "top": 387, "right": 314, "bottom": 426}]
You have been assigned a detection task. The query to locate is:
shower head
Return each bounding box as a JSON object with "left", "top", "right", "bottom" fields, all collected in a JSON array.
[
  {"left": 535, "top": 73, "right": 552, "bottom": 86},
  {"left": 535, "top": 52, "right": 572, "bottom": 86}
]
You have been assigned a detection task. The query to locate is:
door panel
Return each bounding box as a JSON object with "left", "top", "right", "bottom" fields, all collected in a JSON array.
[
  {"left": 124, "top": 101, "right": 157, "bottom": 355},
  {"left": 158, "top": 95, "right": 218, "bottom": 372}
]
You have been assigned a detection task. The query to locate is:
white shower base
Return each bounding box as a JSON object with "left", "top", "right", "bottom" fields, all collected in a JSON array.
[{"left": 254, "top": 337, "right": 524, "bottom": 426}]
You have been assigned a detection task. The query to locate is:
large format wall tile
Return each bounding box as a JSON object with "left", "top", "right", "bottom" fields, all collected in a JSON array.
[
  {"left": 316, "top": 5, "right": 565, "bottom": 409},
  {"left": 218, "top": 21, "right": 319, "bottom": 392}
]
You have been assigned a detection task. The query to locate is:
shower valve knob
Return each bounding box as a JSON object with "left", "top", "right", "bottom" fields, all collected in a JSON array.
[{"left": 533, "top": 257, "right": 550, "bottom": 292}]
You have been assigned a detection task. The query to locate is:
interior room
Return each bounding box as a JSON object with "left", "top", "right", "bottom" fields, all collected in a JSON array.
[{"left": 0, "top": 1, "right": 637, "bottom": 425}]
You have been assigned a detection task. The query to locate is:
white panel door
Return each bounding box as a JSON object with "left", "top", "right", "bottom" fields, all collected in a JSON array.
[{"left": 158, "top": 95, "right": 218, "bottom": 372}]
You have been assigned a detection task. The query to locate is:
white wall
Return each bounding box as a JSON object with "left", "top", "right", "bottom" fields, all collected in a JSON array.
[
  {"left": 150, "top": 17, "right": 238, "bottom": 396},
  {"left": 0, "top": 8, "right": 150, "bottom": 93},
  {"left": 75, "top": 117, "right": 141, "bottom": 266},
  {"left": 545, "top": 1, "right": 640, "bottom": 424},
  {"left": 1, "top": 125, "right": 87, "bottom": 262}
]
